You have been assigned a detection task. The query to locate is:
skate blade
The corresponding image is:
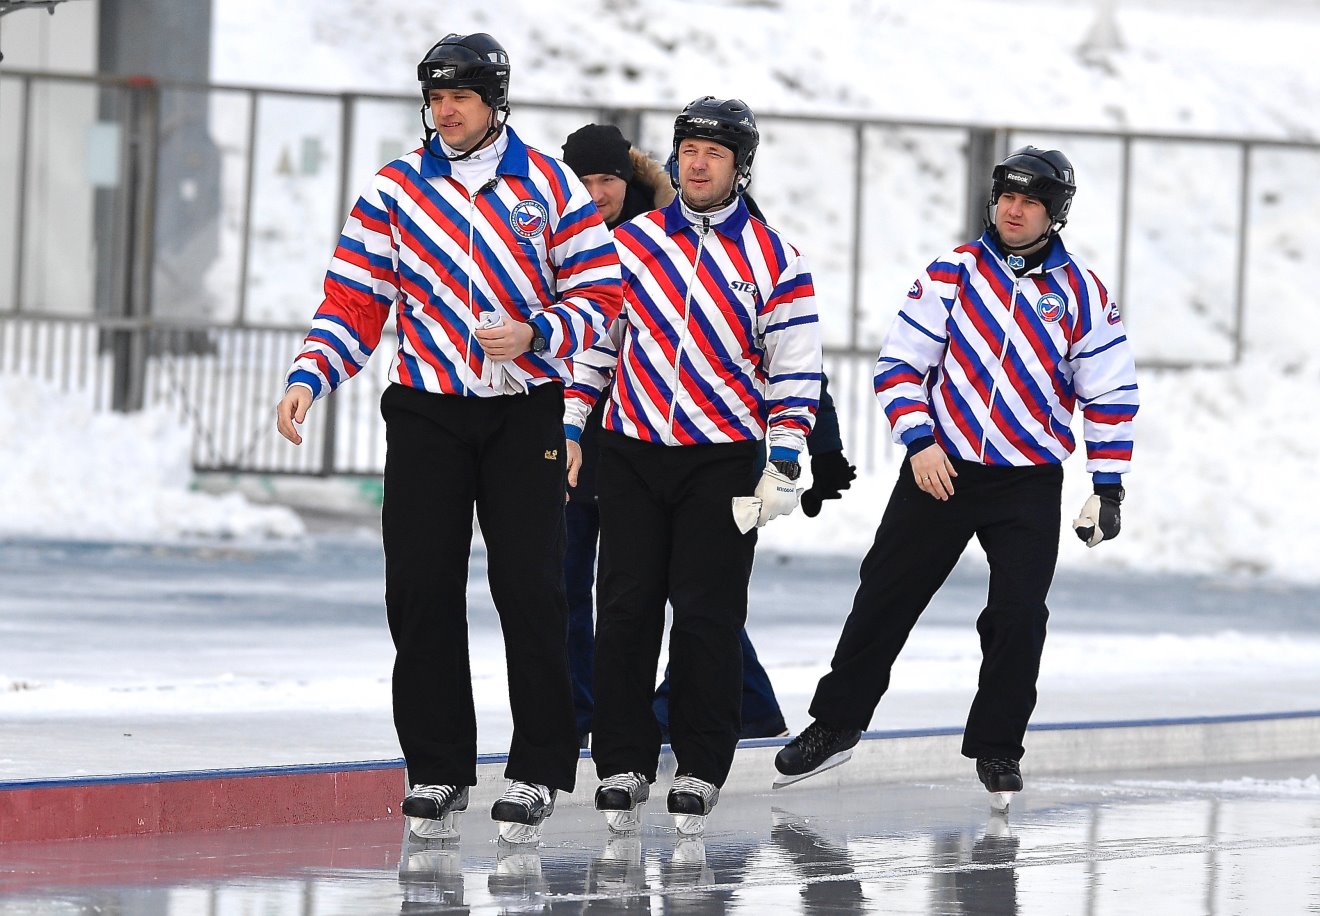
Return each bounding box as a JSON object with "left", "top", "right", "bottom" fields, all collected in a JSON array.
[
  {"left": 497, "top": 821, "right": 545, "bottom": 845},
  {"left": 772, "top": 748, "right": 855, "bottom": 790},
  {"left": 671, "top": 813, "right": 707, "bottom": 836},
  {"left": 603, "top": 806, "right": 645, "bottom": 834},
  {"left": 989, "top": 790, "right": 1016, "bottom": 813},
  {"left": 407, "top": 812, "right": 461, "bottom": 841}
]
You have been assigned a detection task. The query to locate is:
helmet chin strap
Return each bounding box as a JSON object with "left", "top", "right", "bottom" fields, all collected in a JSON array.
[{"left": 420, "top": 105, "right": 509, "bottom": 164}]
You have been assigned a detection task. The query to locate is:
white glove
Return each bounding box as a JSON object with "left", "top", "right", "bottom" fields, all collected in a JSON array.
[
  {"left": 753, "top": 464, "right": 800, "bottom": 527},
  {"left": 476, "top": 312, "right": 526, "bottom": 394},
  {"left": 1071, "top": 486, "right": 1123, "bottom": 548},
  {"left": 731, "top": 497, "right": 761, "bottom": 534}
]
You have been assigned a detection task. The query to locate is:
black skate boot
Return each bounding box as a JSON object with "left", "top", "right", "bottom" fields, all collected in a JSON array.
[
  {"left": 976, "top": 757, "right": 1023, "bottom": 812},
  {"left": 491, "top": 781, "right": 557, "bottom": 844},
  {"left": 594, "top": 772, "right": 651, "bottom": 833},
  {"left": 401, "top": 784, "right": 469, "bottom": 840},
  {"left": 773, "top": 721, "right": 862, "bottom": 788},
  {"left": 667, "top": 775, "right": 719, "bottom": 836}
]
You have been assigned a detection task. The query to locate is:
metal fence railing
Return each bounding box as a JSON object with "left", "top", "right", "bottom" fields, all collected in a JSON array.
[
  {"left": 0, "top": 314, "right": 898, "bottom": 476},
  {"left": 4, "top": 68, "right": 1318, "bottom": 474}
]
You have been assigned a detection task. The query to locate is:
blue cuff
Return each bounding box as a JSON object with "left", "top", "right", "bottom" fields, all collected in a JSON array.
[
  {"left": 529, "top": 313, "right": 552, "bottom": 339},
  {"left": 287, "top": 370, "right": 323, "bottom": 399},
  {"left": 899, "top": 424, "right": 934, "bottom": 446},
  {"left": 1092, "top": 472, "right": 1122, "bottom": 486},
  {"left": 564, "top": 424, "right": 582, "bottom": 443},
  {"left": 905, "top": 435, "right": 936, "bottom": 458},
  {"left": 768, "top": 446, "right": 798, "bottom": 463}
]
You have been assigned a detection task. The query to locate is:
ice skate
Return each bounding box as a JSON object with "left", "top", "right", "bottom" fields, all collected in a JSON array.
[
  {"left": 773, "top": 721, "right": 862, "bottom": 789},
  {"left": 594, "top": 772, "right": 650, "bottom": 833},
  {"left": 401, "top": 784, "right": 469, "bottom": 840},
  {"left": 490, "top": 781, "right": 556, "bottom": 844},
  {"left": 976, "top": 757, "right": 1023, "bottom": 812},
  {"left": 666, "top": 776, "right": 719, "bottom": 836}
]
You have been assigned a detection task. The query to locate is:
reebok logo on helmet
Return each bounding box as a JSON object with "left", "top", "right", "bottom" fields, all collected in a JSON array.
[
  {"left": 431, "top": 66, "right": 456, "bottom": 79},
  {"left": 1005, "top": 171, "right": 1032, "bottom": 186}
]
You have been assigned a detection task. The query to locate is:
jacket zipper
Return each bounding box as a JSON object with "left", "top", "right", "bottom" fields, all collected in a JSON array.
[
  {"left": 461, "top": 184, "right": 482, "bottom": 396},
  {"left": 667, "top": 217, "right": 710, "bottom": 444}
]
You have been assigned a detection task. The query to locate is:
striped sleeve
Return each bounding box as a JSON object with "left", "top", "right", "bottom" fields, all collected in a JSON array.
[
  {"left": 564, "top": 310, "right": 626, "bottom": 437},
  {"left": 760, "top": 249, "right": 822, "bottom": 456},
  {"left": 875, "top": 259, "right": 957, "bottom": 445},
  {"left": 540, "top": 167, "right": 623, "bottom": 360},
  {"left": 285, "top": 176, "right": 398, "bottom": 399},
  {"left": 1068, "top": 268, "right": 1139, "bottom": 478}
]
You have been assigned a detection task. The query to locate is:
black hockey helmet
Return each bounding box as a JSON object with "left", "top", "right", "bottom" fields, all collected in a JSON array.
[
  {"left": 671, "top": 96, "right": 759, "bottom": 195},
  {"left": 988, "top": 145, "right": 1077, "bottom": 226},
  {"left": 417, "top": 33, "right": 511, "bottom": 111}
]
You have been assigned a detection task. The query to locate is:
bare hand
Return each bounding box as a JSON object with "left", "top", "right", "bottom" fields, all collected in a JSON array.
[
  {"left": 910, "top": 443, "right": 957, "bottom": 500},
  {"left": 276, "top": 386, "right": 313, "bottom": 445},
  {"left": 566, "top": 439, "right": 583, "bottom": 490},
  {"left": 475, "top": 320, "right": 534, "bottom": 360}
]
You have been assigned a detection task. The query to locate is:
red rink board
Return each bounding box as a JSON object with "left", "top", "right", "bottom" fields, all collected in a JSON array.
[{"left": 0, "top": 760, "right": 406, "bottom": 843}]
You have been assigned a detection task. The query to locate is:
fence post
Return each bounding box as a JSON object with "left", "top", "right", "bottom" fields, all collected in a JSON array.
[
  {"left": 964, "top": 127, "right": 1009, "bottom": 241},
  {"left": 110, "top": 77, "right": 160, "bottom": 412}
]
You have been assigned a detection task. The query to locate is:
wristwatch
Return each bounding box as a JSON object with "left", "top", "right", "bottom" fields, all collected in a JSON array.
[
  {"left": 770, "top": 458, "right": 801, "bottom": 480},
  {"left": 528, "top": 320, "right": 548, "bottom": 354}
]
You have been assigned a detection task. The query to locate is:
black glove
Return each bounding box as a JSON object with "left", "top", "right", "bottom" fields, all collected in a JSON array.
[
  {"left": 800, "top": 450, "right": 857, "bottom": 518},
  {"left": 1072, "top": 484, "right": 1123, "bottom": 547}
]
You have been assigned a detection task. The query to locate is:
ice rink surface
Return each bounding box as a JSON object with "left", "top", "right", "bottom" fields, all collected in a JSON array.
[
  {"left": 2, "top": 756, "right": 1320, "bottom": 914},
  {"left": 3, "top": 534, "right": 1320, "bottom": 912}
]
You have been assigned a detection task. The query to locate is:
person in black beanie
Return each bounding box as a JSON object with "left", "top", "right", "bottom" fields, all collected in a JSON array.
[{"left": 559, "top": 122, "right": 856, "bottom": 749}]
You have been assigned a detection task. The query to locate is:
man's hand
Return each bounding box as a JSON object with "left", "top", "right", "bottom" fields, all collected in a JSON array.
[
  {"left": 475, "top": 317, "right": 533, "bottom": 360},
  {"left": 566, "top": 439, "right": 583, "bottom": 489},
  {"left": 910, "top": 443, "right": 957, "bottom": 500},
  {"left": 275, "top": 386, "right": 313, "bottom": 445},
  {"left": 754, "top": 461, "right": 800, "bottom": 527},
  {"left": 800, "top": 449, "right": 857, "bottom": 517},
  {"left": 1072, "top": 484, "right": 1124, "bottom": 547}
]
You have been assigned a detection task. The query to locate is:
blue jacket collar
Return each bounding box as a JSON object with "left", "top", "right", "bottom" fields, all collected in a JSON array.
[
  {"left": 419, "top": 125, "right": 530, "bottom": 180},
  {"left": 979, "top": 229, "right": 1069, "bottom": 273},
  {"left": 661, "top": 194, "right": 750, "bottom": 240}
]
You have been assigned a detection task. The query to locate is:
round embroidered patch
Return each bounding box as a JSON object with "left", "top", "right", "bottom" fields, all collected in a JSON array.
[{"left": 509, "top": 199, "right": 549, "bottom": 239}]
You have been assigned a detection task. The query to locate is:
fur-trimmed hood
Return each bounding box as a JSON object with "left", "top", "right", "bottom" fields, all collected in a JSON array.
[{"left": 628, "top": 147, "right": 676, "bottom": 211}]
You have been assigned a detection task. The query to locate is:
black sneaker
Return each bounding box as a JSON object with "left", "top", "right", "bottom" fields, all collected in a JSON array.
[
  {"left": 491, "top": 781, "right": 557, "bottom": 844},
  {"left": 401, "top": 784, "right": 469, "bottom": 840},
  {"left": 976, "top": 757, "right": 1023, "bottom": 793},
  {"left": 773, "top": 721, "right": 861, "bottom": 788}
]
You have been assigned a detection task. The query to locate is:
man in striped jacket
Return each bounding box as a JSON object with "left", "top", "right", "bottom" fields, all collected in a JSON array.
[
  {"left": 274, "top": 33, "right": 621, "bottom": 843},
  {"left": 775, "top": 146, "right": 1140, "bottom": 809},
  {"left": 564, "top": 97, "right": 823, "bottom": 835}
]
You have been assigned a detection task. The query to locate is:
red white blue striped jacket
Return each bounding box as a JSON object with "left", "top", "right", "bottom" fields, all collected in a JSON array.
[
  {"left": 564, "top": 196, "right": 822, "bottom": 456},
  {"left": 875, "top": 232, "right": 1139, "bottom": 482},
  {"left": 285, "top": 128, "right": 622, "bottom": 399}
]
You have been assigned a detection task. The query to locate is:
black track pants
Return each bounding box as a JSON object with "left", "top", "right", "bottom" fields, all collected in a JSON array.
[
  {"left": 809, "top": 459, "right": 1062, "bottom": 760},
  {"left": 380, "top": 383, "right": 579, "bottom": 791},
  {"left": 591, "top": 431, "right": 759, "bottom": 787}
]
